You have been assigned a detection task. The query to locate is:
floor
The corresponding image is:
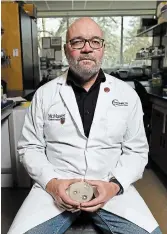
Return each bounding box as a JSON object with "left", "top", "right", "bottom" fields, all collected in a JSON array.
[
  {"left": 135, "top": 167, "right": 167, "bottom": 234},
  {"left": 1, "top": 166, "right": 167, "bottom": 234}
]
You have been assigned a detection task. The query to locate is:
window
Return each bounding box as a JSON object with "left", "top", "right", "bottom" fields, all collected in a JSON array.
[
  {"left": 93, "top": 17, "right": 121, "bottom": 69},
  {"left": 37, "top": 16, "right": 152, "bottom": 71},
  {"left": 37, "top": 18, "right": 67, "bottom": 64},
  {"left": 123, "top": 16, "right": 152, "bottom": 67}
]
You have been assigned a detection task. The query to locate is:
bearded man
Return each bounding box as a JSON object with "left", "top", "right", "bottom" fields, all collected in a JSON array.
[{"left": 8, "top": 17, "right": 161, "bottom": 234}]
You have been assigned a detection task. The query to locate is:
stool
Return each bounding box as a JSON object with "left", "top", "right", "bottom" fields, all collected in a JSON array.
[{"left": 64, "top": 212, "right": 103, "bottom": 234}]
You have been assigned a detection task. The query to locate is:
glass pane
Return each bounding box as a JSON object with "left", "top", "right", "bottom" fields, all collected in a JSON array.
[
  {"left": 37, "top": 18, "right": 67, "bottom": 65},
  {"left": 123, "top": 16, "right": 152, "bottom": 67},
  {"left": 93, "top": 17, "right": 121, "bottom": 70},
  {"left": 37, "top": 16, "right": 152, "bottom": 79}
]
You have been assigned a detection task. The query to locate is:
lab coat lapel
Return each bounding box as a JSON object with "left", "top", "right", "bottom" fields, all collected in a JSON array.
[
  {"left": 60, "top": 84, "right": 86, "bottom": 138},
  {"left": 89, "top": 79, "right": 113, "bottom": 137}
]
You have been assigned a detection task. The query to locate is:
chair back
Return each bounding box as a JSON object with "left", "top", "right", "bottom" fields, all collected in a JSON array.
[{"left": 134, "top": 79, "right": 150, "bottom": 109}]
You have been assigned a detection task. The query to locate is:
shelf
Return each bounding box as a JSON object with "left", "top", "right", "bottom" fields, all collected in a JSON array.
[
  {"left": 136, "top": 21, "right": 167, "bottom": 37},
  {"left": 135, "top": 55, "right": 165, "bottom": 60}
]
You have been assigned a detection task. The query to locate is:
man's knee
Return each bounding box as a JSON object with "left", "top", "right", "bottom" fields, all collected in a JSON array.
[{"left": 24, "top": 211, "right": 79, "bottom": 234}]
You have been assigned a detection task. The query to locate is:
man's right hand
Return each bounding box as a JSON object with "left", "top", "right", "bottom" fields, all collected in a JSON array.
[{"left": 46, "top": 178, "right": 81, "bottom": 212}]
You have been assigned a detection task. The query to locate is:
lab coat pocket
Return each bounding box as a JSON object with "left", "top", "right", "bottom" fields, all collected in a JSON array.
[
  {"left": 44, "top": 120, "right": 64, "bottom": 141},
  {"left": 44, "top": 113, "right": 73, "bottom": 141}
]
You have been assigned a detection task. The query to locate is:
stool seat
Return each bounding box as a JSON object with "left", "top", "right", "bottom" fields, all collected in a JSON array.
[{"left": 64, "top": 212, "right": 102, "bottom": 234}]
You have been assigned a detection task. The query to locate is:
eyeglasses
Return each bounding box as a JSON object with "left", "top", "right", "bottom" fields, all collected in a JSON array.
[{"left": 67, "top": 37, "right": 105, "bottom": 50}]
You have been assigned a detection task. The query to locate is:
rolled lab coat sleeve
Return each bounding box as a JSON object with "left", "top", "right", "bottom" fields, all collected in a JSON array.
[
  {"left": 112, "top": 96, "right": 149, "bottom": 192},
  {"left": 18, "top": 89, "right": 58, "bottom": 189}
]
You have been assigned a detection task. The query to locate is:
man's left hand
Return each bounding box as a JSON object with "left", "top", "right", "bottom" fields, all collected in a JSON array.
[{"left": 80, "top": 180, "right": 120, "bottom": 212}]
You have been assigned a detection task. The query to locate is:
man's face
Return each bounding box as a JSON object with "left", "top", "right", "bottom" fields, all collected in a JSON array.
[{"left": 64, "top": 19, "right": 105, "bottom": 81}]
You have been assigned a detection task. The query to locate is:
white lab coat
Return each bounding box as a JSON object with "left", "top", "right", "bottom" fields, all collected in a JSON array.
[{"left": 8, "top": 71, "right": 158, "bottom": 234}]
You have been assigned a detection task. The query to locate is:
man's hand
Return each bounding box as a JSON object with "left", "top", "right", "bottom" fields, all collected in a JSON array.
[
  {"left": 46, "top": 178, "right": 81, "bottom": 212},
  {"left": 80, "top": 180, "right": 120, "bottom": 212}
]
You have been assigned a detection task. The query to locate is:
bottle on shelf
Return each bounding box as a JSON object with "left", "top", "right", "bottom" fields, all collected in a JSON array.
[{"left": 151, "top": 69, "right": 162, "bottom": 88}]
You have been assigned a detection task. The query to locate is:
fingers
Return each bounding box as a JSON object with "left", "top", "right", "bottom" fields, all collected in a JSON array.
[
  {"left": 61, "top": 190, "right": 80, "bottom": 206},
  {"left": 80, "top": 203, "right": 104, "bottom": 212},
  {"left": 56, "top": 197, "right": 73, "bottom": 209},
  {"left": 81, "top": 195, "right": 104, "bottom": 207},
  {"left": 59, "top": 205, "right": 80, "bottom": 212},
  {"left": 58, "top": 203, "right": 73, "bottom": 211},
  {"left": 59, "top": 204, "right": 79, "bottom": 212},
  {"left": 58, "top": 180, "right": 82, "bottom": 206},
  {"left": 71, "top": 209, "right": 80, "bottom": 213},
  {"left": 56, "top": 197, "right": 80, "bottom": 212},
  {"left": 51, "top": 178, "right": 83, "bottom": 211}
]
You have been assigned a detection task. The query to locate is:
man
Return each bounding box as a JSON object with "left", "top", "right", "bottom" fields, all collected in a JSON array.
[{"left": 8, "top": 17, "right": 161, "bottom": 234}]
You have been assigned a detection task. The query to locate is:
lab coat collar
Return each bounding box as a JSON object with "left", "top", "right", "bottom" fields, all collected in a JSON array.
[
  {"left": 88, "top": 77, "right": 114, "bottom": 139},
  {"left": 59, "top": 70, "right": 86, "bottom": 138}
]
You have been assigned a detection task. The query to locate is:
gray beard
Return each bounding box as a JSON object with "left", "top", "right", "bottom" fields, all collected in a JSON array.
[{"left": 66, "top": 55, "right": 102, "bottom": 82}]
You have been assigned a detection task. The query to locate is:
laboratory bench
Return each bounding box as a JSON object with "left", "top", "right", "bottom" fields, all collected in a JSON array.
[
  {"left": 1, "top": 101, "right": 15, "bottom": 187},
  {"left": 1, "top": 100, "right": 14, "bottom": 121},
  {"left": 125, "top": 81, "right": 167, "bottom": 176},
  {"left": 147, "top": 90, "right": 167, "bottom": 176},
  {"left": 1, "top": 102, "right": 31, "bottom": 188}
]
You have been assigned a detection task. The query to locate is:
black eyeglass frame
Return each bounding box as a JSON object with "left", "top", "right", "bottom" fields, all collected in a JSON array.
[{"left": 66, "top": 37, "right": 105, "bottom": 50}]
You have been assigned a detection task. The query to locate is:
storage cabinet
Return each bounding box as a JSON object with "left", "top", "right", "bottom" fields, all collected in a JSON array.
[
  {"left": 1, "top": 105, "right": 31, "bottom": 188},
  {"left": 1, "top": 2, "right": 40, "bottom": 92},
  {"left": 1, "top": 119, "right": 12, "bottom": 169},
  {"left": 150, "top": 108, "right": 163, "bottom": 154},
  {"left": 150, "top": 103, "right": 167, "bottom": 175},
  {"left": 11, "top": 106, "right": 31, "bottom": 188},
  {"left": 1, "top": 105, "right": 14, "bottom": 187},
  {"left": 1, "top": 118, "right": 13, "bottom": 187}
]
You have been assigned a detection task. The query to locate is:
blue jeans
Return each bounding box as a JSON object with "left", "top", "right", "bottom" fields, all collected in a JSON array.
[{"left": 25, "top": 209, "right": 162, "bottom": 234}]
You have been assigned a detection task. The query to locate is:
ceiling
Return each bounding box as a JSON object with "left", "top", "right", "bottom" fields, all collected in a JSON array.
[
  {"left": 25, "top": 1, "right": 157, "bottom": 18},
  {"left": 4, "top": 0, "right": 157, "bottom": 17}
]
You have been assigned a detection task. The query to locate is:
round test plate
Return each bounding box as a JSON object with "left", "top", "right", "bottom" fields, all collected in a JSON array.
[{"left": 67, "top": 181, "right": 94, "bottom": 203}]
